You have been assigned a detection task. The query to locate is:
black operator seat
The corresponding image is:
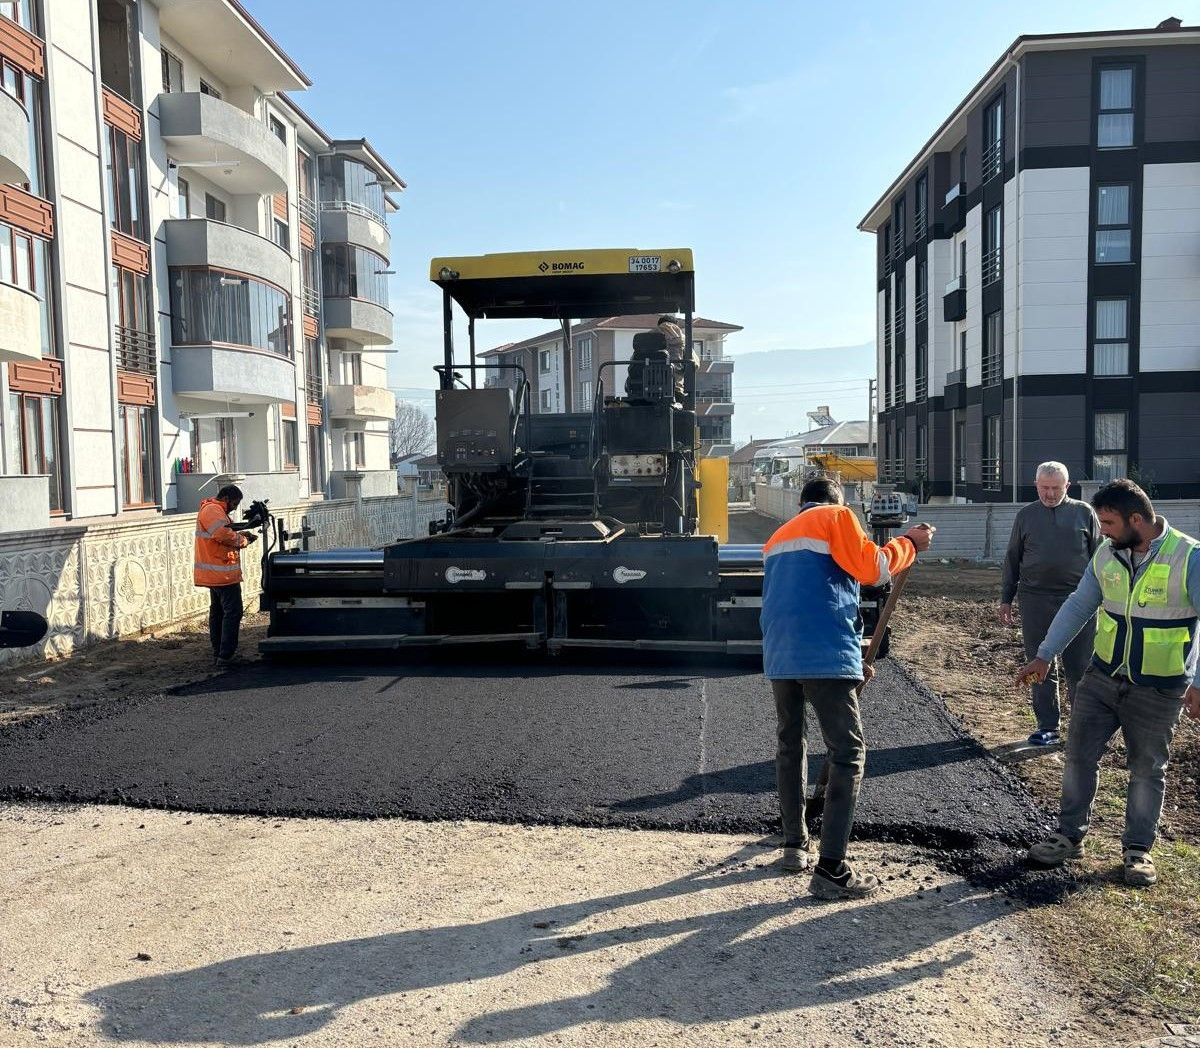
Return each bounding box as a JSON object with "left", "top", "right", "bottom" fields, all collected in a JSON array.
[{"left": 623, "top": 329, "right": 676, "bottom": 404}]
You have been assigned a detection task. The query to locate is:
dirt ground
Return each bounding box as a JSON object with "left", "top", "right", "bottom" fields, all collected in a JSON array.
[{"left": 1, "top": 804, "right": 1097, "bottom": 1048}]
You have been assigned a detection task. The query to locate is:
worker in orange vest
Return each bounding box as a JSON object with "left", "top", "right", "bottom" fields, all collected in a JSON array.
[{"left": 194, "top": 484, "right": 256, "bottom": 667}]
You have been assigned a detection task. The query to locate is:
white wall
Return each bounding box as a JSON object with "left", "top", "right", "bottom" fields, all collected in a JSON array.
[{"left": 1141, "top": 162, "right": 1200, "bottom": 373}]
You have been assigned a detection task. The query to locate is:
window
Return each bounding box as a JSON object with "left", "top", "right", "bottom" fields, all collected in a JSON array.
[
  {"left": 341, "top": 352, "right": 362, "bottom": 385},
  {"left": 169, "top": 268, "right": 291, "bottom": 356},
  {"left": 205, "top": 193, "right": 226, "bottom": 222},
  {"left": 958, "top": 147, "right": 967, "bottom": 186},
  {"left": 318, "top": 155, "right": 386, "bottom": 221},
  {"left": 983, "top": 414, "right": 1001, "bottom": 488},
  {"left": 882, "top": 222, "right": 891, "bottom": 266},
  {"left": 1, "top": 63, "right": 43, "bottom": 195},
  {"left": 982, "top": 205, "right": 1002, "bottom": 286},
  {"left": 304, "top": 337, "right": 322, "bottom": 401},
  {"left": 0, "top": 224, "right": 32, "bottom": 289},
  {"left": 983, "top": 310, "right": 1002, "bottom": 386},
  {"left": 579, "top": 380, "right": 592, "bottom": 406},
  {"left": 174, "top": 176, "right": 190, "bottom": 219},
  {"left": 112, "top": 265, "right": 153, "bottom": 372},
  {"left": 1098, "top": 66, "right": 1134, "bottom": 148},
  {"left": 344, "top": 431, "right": 365, "bottom": 469},
  {"left": 1095, "top": 184, "right": 1131, "bottom": 264},
  {"left": 577, "top": 336, "right": 592, "bottom": 370},
  {"left": 1093, "top": 298, "right": 1129, "bottom": 376},
  {"left": 297, "top": 151, "right": 315, "bottom": 202},
  {"left": 217, "top": 418, "right": 237, "bottom": 473},
  {"left": 892, "top": 196, "right": 905, "bottom": 255},
  {"left": 281, "top": 417, "right": 299, "bottom": 469},
  {"left": 0, "top": 1, "right": 34, "bottom": 30},
  {"left": 915, "top": 258, "right": 927, "bottom": 322},
  {"left": 954, "top": 419, "right": 966, "bottom": 484},
  {"left": 915, "top": 341, "right": 928, "bottom": 401},
  {"left": 1093, "top": 412, "right": 1127, "bottom": 481},
  {"left": 539, "top": 388, "right": 552, "bottom": 411},
  {"left": 272, "top": 217, "right": 290, "bottom": 252},
  {"left": 118, "top": 403, "right": 155, "bottom": 507},
  {"left": 958, "top": 239, "right": 966, "bottom": 280},
  {"left": 98, "top": 0, "right": 138, "bottom": 102},
  {"left": 199, "top": 79, "right": 221, "bottom": 100},
  {"left": 104, "top": 125, "right": 145, "bottom": 239},
  {"left": 983, "top": 96, "right": 1003, "bottom": 180},
  {"left": 695, "top": 339, "right": 713, "bottom": 361},
  {"left": 269, "top": 115, "right": 286, "bottom": 143},
  {"left": 539, "top": 348, "right": 552, "bottom": 373},
  {"left": 160, "top": 48, "right": 183, "bottom": 93},
  {"left": 959, "top": 330, "right": 967, "bottom": 373},
  {"left": 308, "top": 424, "right": 324, "bottom": 493},
  {"left": 9, "top": 391, "right": 62, "bottom": 511},
  {"left": 914, "top": 172, "right": 928, "bottom": 236},
  {"left": 321, "top": 243, "right": 389, "bottom": 306}
]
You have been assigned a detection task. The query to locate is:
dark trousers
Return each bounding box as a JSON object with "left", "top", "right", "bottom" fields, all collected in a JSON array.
[
  {"left": 772, "top": 678, "right": 866, "bottom": 863},
  {"left": 208, "top": 583, "right": 243, "bottom": 659},
  {"left": 1019, "top": 589, "right": 1093, "bottom": 731}
]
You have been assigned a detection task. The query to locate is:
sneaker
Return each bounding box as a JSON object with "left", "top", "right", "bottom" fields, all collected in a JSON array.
[
  {"left": 1027, "top": 729, "right": 1062, "bottom": 746},
  {"left": 1123, "top": 849, "right": 1156, "bottom": 887},
  {"left": 213, "top": 654, "right": 252, "bottom": 669},
  {"left": 809, "top": 863, "right": 879, "bottom": 899},
  {"left": 1028, "top": 832, "right": 1084, "bottom": 866},
  {"left": 777, "top": 843, "right": 811, "bottom": 873}
]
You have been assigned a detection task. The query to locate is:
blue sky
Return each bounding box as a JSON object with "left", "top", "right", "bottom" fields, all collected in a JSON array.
[{"left": 256, "top": 0, "right": 1172, "bottom": 391}]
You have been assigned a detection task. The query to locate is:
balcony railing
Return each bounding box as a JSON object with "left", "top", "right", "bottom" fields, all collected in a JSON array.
[
  {"left": 915, "top": 373, "right": 928, "bottom": 403},
  {"left": 305, "top": 369, "right": 323, "bottom": 404},
  {"left": 955, "top": 460, "right": 966, "bottom": 484},
  {"left": 321, "top": 198, "right": 384, "bottom": 224},
  {"left": 982, "top": 353, "right": 1003, "bottom": 387},
  {"left": 982, "top": 456, "right": 1002, "bottom": 489},
  {"left": 944, "top": 182, "right": 964, "bottom": 206},
  {"left": 982, "top": 246, "right": 1002, "bottom": 287},
  {"left": 945, "top": 367, "right": 966, "bottom": 386},
  {"left": 298, "top": 195, "right": 317, "bottom": 225},
  {"left": 116, "top": 325, "right": 156, "bottom": 374},
  {"left": 892, "top": 234, "right": 905, "bottom": 262},
  {"left": 302, "top": 284, "right": 321, "bottom": 317},
  {"left": 915, "top": 455, "right": 928, "bottom": 478},
  {"left": 983, "top": 138, "right": 1003, "bottom": 182},
  {"left": 914, "top": 208, "right": 927, "bottom": 240},
  {"left": 915, "top": 293, "right": 928, "bottom": 324}
]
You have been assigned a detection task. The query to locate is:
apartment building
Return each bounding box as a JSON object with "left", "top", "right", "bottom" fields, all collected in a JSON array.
[
  {"left": 479, "top": 314, "right": 742, "bottom": 456},
  {"left": 0, "top": 0, "right": 402, "bottom": 534},
  {"left": 860, "top": 18, "right": 1200, "bottom": 502}
]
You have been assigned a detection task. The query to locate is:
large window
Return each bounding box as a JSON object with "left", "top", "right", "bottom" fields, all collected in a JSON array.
[
  {"left": 1, "top": 65, "right": 45, "bottom": 196},
  {"left": 1095, "top": 184, "right": 1131, "bottom": 264},
  {"left": 577, "top": 336, "right": 593, "bottom": 370},
  {"left": 954, "top": 418, "right": 966, "bottom": 484},
  {"left": 983, "top": 309, "right": 1002, "bottom": 386},
  {"left": 98, "top": 0, "right": 138, "bottom": 102},
  {"left": 983, "top": 414, "right": 1001, "bottom": 489},
  {"left": 308, "top": 424, "right": 324, "bottom": 493},
  {"left": 982, "top": 205, "right": 1002, "bottom": 286},
  {"left": 112, "top": 265, "right": 154, "bottom": 373},
  {"left": 1098, "top": 66, "right": 1134, "bottom": 148},
  {"left": 118, "top": 403, "right": 155, "bottom": 507},
  {"left": 1093, "top": 298, "right": 1129, "bottom": 376},
  {"left": 1093, "top": 412, "right": 1127, "bottom": 481},
  {"left": 0, "top": 225, "right": 54, "bottom": 356},
  {"left": 281, "top": 417, "right": 299, "bottom": 470},
  {"left": 344, "top": 431, "right": 365, "bottom": 469},
  {"left": 319, "top": 155, "right": 386, "bottom": 221},
  {"left": 104, "top": 124, "right": 145, "bottom": 239},
  {"left": 169, "top": 268, "right": 291, "bottom": 356},
  {"left": 0, "top": 1, "right": 35, "bottom": 29},
  {"left": 304, "top": 336, "right": 322, "bottom": 401},
  {"left": 9, "top": 391, "right": 62, "bottom": 511},
  {"left": 321, "top": 243, "right": 388, "bottom": 306},
  {"left": 205, "top": 193, "right": 226, "bottom": 222},
  {"left": 983, "top": 96, "right": 1003, "bottom": 180},
  {"left": 160, "top": 48, "right": 183, "bottom": 93}
]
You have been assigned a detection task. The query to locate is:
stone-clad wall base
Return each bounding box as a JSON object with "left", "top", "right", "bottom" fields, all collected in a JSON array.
[{"left": 0, "top": 495, "right": 447, "bottom": 669}]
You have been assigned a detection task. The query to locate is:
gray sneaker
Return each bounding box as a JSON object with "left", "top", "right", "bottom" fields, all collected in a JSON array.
[
  {"left": 1123, "top": 849, "right": 1156, "bottom": 887},
  {"left": 1028, "top": 833, "right": 1084, "bottom": 866},
  {"left": 777, "top": 844, "right": 811, "bottom": 873},
  {"left": 809, "top": 863, "right": 879, "bottom": 899}
]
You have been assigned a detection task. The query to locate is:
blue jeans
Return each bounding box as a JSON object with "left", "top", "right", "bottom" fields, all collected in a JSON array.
[{"left": 1059, "top": 666, "right": 1186, "bottom": 852}]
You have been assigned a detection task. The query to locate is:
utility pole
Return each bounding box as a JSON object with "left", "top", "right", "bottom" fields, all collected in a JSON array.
[{"left": 867, "top": 378, "right": 877, "bottom": 458}]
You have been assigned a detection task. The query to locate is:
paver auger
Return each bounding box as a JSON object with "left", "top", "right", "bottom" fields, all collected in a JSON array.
[{"left": 257, "top": 249, "right": 765, "bottom": 656}]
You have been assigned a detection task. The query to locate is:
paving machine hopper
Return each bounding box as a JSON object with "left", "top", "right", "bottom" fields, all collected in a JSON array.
[{"left": 258, "top": 248, "right": 764, "bottom": 655}]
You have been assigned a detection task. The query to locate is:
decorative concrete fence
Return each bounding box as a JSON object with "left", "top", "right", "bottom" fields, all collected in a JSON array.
[
  {"left": 753, "top": 487, "right": 1200, "bottom": 562},
  {"left": 0, "top": 493, "right": 447, "bottom": 669}
]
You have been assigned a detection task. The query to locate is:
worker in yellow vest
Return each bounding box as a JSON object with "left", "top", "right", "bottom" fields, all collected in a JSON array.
[{"left": 1017, "top": 479, "right": 1200, "bottom": 887}]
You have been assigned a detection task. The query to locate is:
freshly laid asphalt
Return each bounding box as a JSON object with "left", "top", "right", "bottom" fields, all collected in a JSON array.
[{"left": 0, "top": 510, "right": 1056, "bottom": 886}]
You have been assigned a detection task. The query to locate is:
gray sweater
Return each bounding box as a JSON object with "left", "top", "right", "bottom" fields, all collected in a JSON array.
[{"left": 1001, "top": 498, "right": 1101, "bottom": 604}]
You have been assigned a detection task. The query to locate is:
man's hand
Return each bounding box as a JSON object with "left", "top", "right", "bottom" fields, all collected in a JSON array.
[
  {"left": 861, "top": 663, "right": 875, "bottom": 683},
  {"left": 904, "top": 522, "right": 936, "bottom": 553},
  {"left": 1184, "top": 685, "right": 1200, "bottom": 721},
  {"left": 998, "top": 603, "right": 1015, "bottom": 627},
  {"left": 1016, "top": 658, "right": 1050, "bottom": 686},
  {"left": 243, "top": 532, "right": 258, "bottom": 546}
]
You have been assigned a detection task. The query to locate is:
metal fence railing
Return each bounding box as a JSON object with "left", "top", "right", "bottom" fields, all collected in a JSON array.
[
  {"left": 115, "top": 325, "right": 156, "bottom": 374},
  {"left": 982, "top": 353, "right": 1003, "bottom": 387},
  {"left": 982, "top": 456, "right": 1002, "bottom": 489},
  {"left": 983, "top": 138, "right": 1003, "bottom": 181},
  {"left": 982, "top": 246, "right": 1002, "bottom": 287}
]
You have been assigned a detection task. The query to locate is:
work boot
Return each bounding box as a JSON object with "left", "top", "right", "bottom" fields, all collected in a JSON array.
[
  {"left": 1123, "top": 849, "right": 1156, "bottom": 887},
  {"left": 809, "top": 860, "right": 879, "bottom": 899}
]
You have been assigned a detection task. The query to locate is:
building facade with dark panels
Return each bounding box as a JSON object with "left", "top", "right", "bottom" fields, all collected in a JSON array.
[{"left": 860, "top": 20, "right": 1200, "bottom": 503}]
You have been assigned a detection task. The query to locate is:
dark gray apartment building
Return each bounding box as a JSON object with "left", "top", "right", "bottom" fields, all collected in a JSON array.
[{"left": 860, "top": 18, "right": 1200, "bottom": 501}]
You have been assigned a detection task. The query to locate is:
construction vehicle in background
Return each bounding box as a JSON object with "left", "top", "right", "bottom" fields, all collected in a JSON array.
[{"left": 257, "top": 249, "right": 764, "bottom": 656}]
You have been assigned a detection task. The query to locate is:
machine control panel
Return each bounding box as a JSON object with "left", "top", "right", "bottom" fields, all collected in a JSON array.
[
  {"left": 609, "top": 454, "right": 666, "bottom": 478},
  {"left": 436, "top": 388, "right": 515, "bottom": 473}
]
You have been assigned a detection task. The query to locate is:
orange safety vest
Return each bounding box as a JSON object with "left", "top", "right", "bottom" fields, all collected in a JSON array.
[{"left": 193, "top": 497, "right": 246, "bottom": 587}]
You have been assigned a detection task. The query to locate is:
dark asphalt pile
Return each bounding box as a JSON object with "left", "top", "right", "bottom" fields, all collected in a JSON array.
[{"left": 0, "top": 657, "right": 1050, "bottom": 852}]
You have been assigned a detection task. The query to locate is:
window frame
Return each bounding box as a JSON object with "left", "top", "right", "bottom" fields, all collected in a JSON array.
[
  {"left": 10, "top": 389, "right": 63, "bottom": 512},
  {"left": 1094, "top": 183, "right": 1132, "bottom": 265},
  {"left": 1092, "top": 411, "right": 1128, "bottom": 482},
  {"left": 1097, "top": 65, "right": 1135, "bottom": 150},
  {"left": 1092, "top": 296, "right": 1130, "bottom": 377},
  {"left": 281, "top": 417, "right": 299, "bottom": 470},
  {"left": 174, "top": 175, "right": 190, "bottom": 220},
  {"left": 268, "top": 114, "right": 286, "bottom": 143},
  {"left": 160, "top": 47, "right": 183, "bottom": 93},
  {"left": 539, "top": 388, "right": 552, "bottom": 411},
  {"left": 204, "top": 193, "right": 226, "bottom": 223},
  {"left": 118, "top": 402, "right": 156, "bottom": 508},
  {"left": 199, "top": 79, "right": 221, "bottom": 100}
]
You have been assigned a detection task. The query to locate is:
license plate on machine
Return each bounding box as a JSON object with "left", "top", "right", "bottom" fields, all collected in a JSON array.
[{"left": 628, "top": 255, "right": 661, "bottom": 273}]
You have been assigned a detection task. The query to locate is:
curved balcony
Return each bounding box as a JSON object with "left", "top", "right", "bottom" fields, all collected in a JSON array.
[
  {"left": 165, "top": 218, "right": 291, "bottom": 292},
  {"left": 323, "top": 297, "right": 393, "bottom": 346},
  {"left": 0, "top": 283, "right": 42, "bottom": 363},
  {"left": 327, "top": 384, "right": 395, "bottom": 427},
  {"left": 319, "top": 208, "right": 390, "bottom": 261},
  {"left": 158, "top": 91, "right": 287, "bottom": 196},
  {"left": 172, "top": 344, "right": 295, "bottom": 404},
  {"left": 0, "top": 89, "right": 31, "bottom": 186}
]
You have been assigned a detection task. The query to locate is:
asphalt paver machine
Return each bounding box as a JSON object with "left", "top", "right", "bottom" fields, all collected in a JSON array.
[{"left": 259, "top": 248, "right": 764, "bottom": 656}]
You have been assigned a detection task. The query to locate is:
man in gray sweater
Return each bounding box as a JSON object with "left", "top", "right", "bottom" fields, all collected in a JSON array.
[{"left": 1000, "top": 461, "right": 1101, "bottom": 745}]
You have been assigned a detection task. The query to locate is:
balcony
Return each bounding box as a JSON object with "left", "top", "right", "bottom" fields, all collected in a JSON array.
[
  {"left": 175, "top": 470, "right": 302, "bottom": 514},
  {"left": 158, "top": 91, "right": 288, "bottom": 196},
  {"left": 305, "top": 368, "right": 323, "bottom": 404},
  {"left": 165, "top": 218, "right": 291, "bottom": 292},
  {"left": 298, "top": 195, "right": 318, "bottom": 226},
  {"left": 982, "top": 353, "right": 1003, "bottom": 388},
  {"left": 302, "top": 284, "right": 320, "bottom": 317},
  {"left": 915, "top": 455, "right": 928, "bottom": 478},
  {"left": 915, "top": 293, "right": 928, "bottom": 324},
  {"left": 327, "top": 384, "right": 396, "bottom": 425},
  {"left": 914, "top": 208, "right": 927, "bottom": 242},
  {"left": 942, "top": 181, "right": 965, "bottom": 227},
  {"left": 0, "top": 283, "right": 42, "bottom": 364},
  {"left": 981, "top": 246, "right": 1002, "bottom": 288},
  {"left": 699, "top": 358, "right": 733, "bottom": 375},
  {"left": 944, "top": 368, "right": 966, "bottom": 410},
  {"left": 696, "top": 397, "right": 734, "bottom": 417},
  {"left": 982, "top": 457, "right": 1002, "bottom": 490},
  {"left": 115, "top": 326, "right": 156, "bottom": 375},
  {"left": 319, "top": 207, "right": 390, "bottom": 260},
  {"left": 0, "top": 475, "right": 49, "bottom": 533},
  {"left": 172, "top": 344, "right": 295, "bottom": 404},
  {"left": 915, "top": 374, "right": 928, "bottom": 404},
  {"left": 943, "top": 276, "right": 966, "bottom": 322},
  {"left": 323, "top": 297, "right": 393, "bottom": 346},
  {"left": 983, "top": 138, "right": 1003, "bottom": 183},
  {"left": 0, "top": 88, "right": 31, "bottom": 186}
]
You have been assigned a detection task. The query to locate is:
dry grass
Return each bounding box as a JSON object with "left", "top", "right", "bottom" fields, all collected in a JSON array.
[{"left": 895, "top": 560, "right": 1200, "bottom": 1023}]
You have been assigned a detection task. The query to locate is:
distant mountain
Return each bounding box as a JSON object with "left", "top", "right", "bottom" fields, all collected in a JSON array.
[{"left": 727, "top": 342, "right": 875, "bottom": 445}]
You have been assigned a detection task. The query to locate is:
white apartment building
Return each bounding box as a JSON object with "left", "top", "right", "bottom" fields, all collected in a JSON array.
[{"left": 0, "top": 0, "right": 402, "bottom": 534}]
